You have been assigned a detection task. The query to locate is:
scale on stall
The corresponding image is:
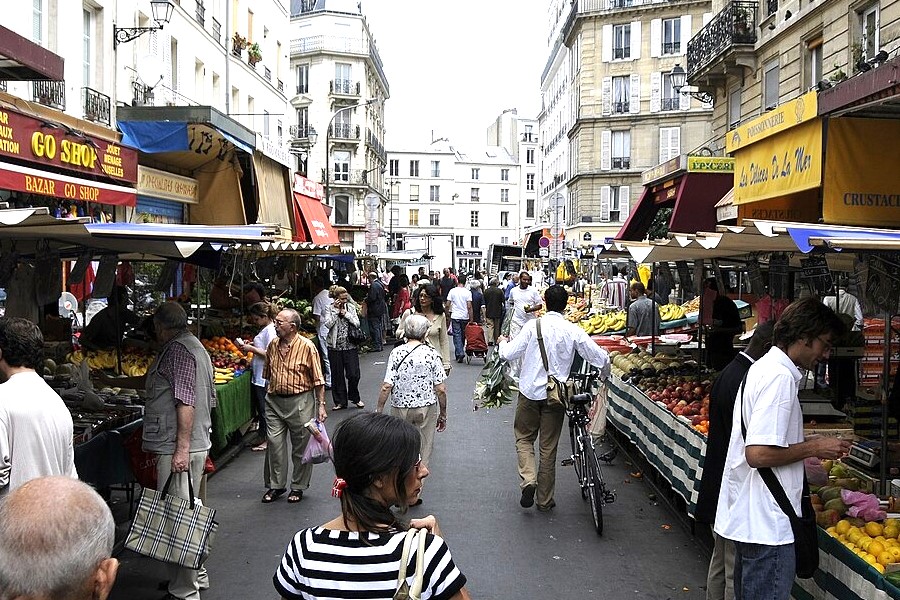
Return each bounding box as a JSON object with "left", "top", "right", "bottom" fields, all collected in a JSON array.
[{"left": 844, "top": 439, "right": 881, "bottom": 470}]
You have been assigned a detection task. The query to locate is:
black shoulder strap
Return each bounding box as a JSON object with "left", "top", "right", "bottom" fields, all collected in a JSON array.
[
  {"left": 536, "top": 318, "right": 550, "bottom": 375},
  {"left": 739, "top": 372, "right": 802, "bottom": 520}
]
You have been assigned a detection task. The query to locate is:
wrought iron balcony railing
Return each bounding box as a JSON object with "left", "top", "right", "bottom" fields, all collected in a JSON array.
[
  {"left": 522, "top": 133, "right": 537, "bottom": 142},
  {"left": 132, "top": 81, "right": 154, "bottom": 106},
  {"left": 264, "top": 67, "right": 272, "bottom": 82},
  {"left": 662, "top": 41, "right": 681, "bottom": 55},
  {"left": 661, "top": 97, "right": 680, "bottom": 111},
  {"left": 330, "top": 79, "right": 360, "bottom": 95},
  {"left": 329, "top": 123, "right": 360, "bottom": 140},
  {"left": 0, "top": 81, "right": 7, "bottom": 92},
  {"left": 82, "top": 87, "right": 110, "bottom": 125},
  {"left": 686, "top": 1, "right": 758, "bottom": 78},
  {"left": 289, "top": 124, "right": 314, "bottom": 139},
  {"left": 277, "top": 79, "right": 284, "bottom": 93},
  {"left": 195, "top": 1, "right": 205, "bottom": 26},
  {"left": 613, "top": 101, "right": 629, "bottom": 113},
  {"left": 32, "top": 80, "right": 65, "bottom": 110},
  {"left": 766, "top": 0, "right": 777, "bottom": 16},
  {"left": 296, "top": 83, "right": 308, "bottom": 95},
  {"left": 613, "top": 47, "right": 629, "bottom": 60},
  {"left": 212, "top": 18, "right": 221, "bottom": 45},
  {"left": 366, "top": 128, "right": 386, "bottom": 161},
  {"left": 612, "top": 157, "right": 631, "bottom": 169}
]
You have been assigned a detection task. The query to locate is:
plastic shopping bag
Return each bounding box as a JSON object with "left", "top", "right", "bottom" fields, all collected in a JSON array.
[{"left": 301, "top": 420, "right": 333, "bottom": 464}]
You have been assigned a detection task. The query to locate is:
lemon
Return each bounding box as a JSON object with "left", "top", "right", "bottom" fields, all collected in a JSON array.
[
  {"left": 866, "top": 521, "right": 885, "bottom": 537},
  {"left": 848, "top": 530, "right": 863, "bottom": 544},
  {"left": 864, "top": 553, "right": 878, "bottom": 566},
  {"left": 860, "top": 537, "right": 873, "bottom": 551},
  {"left": 875, "top": 563, "right": 886, "bottom": 574},
  {"left": 885, "top": 525, "right": 900, "bottom": 539},
  {"left": 826, "top": 526, "right": 838, "bottom": 535},
  {"left": 885, "top": 518, "right": 900, "bottom": 529},
  {"left": 868, "top": 540, "right": 886, "bottom": 556},
  {"left": 836, "top": 519, "right": 852, "bottom": 536},
  {"left": 880, "top": 551, "right": 897, "bottom": 566},
  {"left": 877, "top": 535, "right": 888, "bottom": 542},
  {"left": 890, "top": 547, "right": 900, "bottom": 559}
]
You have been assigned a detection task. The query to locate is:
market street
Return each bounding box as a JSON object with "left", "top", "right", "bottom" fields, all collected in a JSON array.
[{"left": 110, "top": 347, "right": 710, "bottom": 600}]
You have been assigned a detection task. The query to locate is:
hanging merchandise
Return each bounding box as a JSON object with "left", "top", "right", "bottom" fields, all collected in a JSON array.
[
  {"left": 155, "top": 260, "right": 179, "bottom": 293},
  {"left": 69, "top": 251, "right": 93, "bottom": 285},
  {"left": 34, "top": 246, "right": 62, "bottom": 306},
  {"left": 92, "top": 255, "right": 119, "bottom": 299},
  {"left": 0, "top": 245, "right": 18, "bottom": 287}
]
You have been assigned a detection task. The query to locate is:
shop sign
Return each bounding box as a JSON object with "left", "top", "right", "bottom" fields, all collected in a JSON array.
[
  {"left": 0, "top": 107, "right": 137, "bottom": 184},
  {"left": 717, "top": 202, "right": 737, "bottom": 221},
  {"left": 255, "top": 133, "right": 292, "bottom": 168},
  {"left": 769, "top": 253, "right": 790, "bottom": 299},
  {"left": 823, "top": 118, "right": 900, "bottom": 227},
  {"left": 799, "top": 255, "right": 833, "bottom": 294},
  {"left": 733, "top": 119, "right": 822, "bottom": 205},
  {"left": 456, "top": 250, "right": 482, "bottom": 258},
  {"left": 726, "top": 90, "right": 818, "bottom": 153},
  {"left": 0, "top": 160, "right": 136, "bottom": 206},
  {"left": 641, "top": 155, "right": 686, "bottom": 184},
  {"left": 292, "top": 172, "right": 325, "bottom": 201},
  {"left": 137, "top": 166, "right": 198, "bottom": 204},
  {"left": 865, "top": 252, "right": 900, "bottom": 313},
  {"left": 687, "top": 156, "right": 734, "bottom": 174}
]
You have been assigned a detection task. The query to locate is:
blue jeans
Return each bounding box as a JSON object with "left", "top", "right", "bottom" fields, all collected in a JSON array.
[
  {"left": 367, "top": 316, "right": 384, "bottom": 351},
  {"left": 734, "top": 541, "right": 795, "bottom": 600},
  {"left": 451, "top": 318, "right": 467, "bottom": 360}
]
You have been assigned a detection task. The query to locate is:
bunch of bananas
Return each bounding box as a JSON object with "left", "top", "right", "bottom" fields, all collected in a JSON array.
[
  {"left": 658, "top": 304, "right": 686, "bottom": 322},
  {"left": 214, "top": 367, "right": 235, "bottom": 385},
  {"left": 579, "top": 310, "right": 627, "bottom": 335},
  {"left": 66, "top": 349, "right": 155, "bottom": 376}
]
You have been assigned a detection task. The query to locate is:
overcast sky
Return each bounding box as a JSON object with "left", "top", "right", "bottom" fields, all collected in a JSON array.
[{"left": 361, "top": 0, "right": 547, "bottom": 152}]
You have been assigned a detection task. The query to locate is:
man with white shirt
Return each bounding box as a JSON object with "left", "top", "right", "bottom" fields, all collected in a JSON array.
[
  {"left": 507, "top": 271, "right": 542, "bottom": 339},
  {"left": 498, "top": 285, "right": 611, "bottom": 512},
  {"left": 0, "top": 317, "right": 77, "bottom": 496},
  {"left": 311, "top": 278, "right": 333, "bottom": 388},
  {"left": 445, "top": 275, "right": 473, "bottom": 364}
]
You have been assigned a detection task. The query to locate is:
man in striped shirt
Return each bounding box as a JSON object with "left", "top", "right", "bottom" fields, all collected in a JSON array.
[{"left": 262, "top": 308, "right": 327, "bottom": 504}]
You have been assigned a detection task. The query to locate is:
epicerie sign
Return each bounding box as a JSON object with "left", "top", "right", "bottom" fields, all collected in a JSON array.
[{"left": 0, "top": 108, "right": 137, "bottom": 184}]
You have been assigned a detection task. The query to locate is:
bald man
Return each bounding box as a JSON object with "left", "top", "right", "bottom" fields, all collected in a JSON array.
[{"left": 0, "top": 476, "right": 119, "bottom": 600}]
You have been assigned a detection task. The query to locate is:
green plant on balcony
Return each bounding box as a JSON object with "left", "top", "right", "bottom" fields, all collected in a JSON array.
[
  {"left": 232, "top": 32, "right": 248, "bottom": 52},
  {"left": 248, "top": 43, "right": 262, "bottom": 66},
  {"left": 829, "top": 63, "right": 847, "bottom": 83}
]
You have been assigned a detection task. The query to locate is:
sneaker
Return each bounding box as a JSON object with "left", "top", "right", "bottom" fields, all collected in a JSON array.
[{"left": 520, "top": 483, "right": 536, "bottom": 508}]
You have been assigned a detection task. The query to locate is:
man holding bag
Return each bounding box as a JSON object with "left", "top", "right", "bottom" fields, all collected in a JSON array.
[
  {"left": 143, "top": 302, "right": 215, "bottom": 600},
  {"left": 498, "top": 285, "right": 610, "bottom": 513}
]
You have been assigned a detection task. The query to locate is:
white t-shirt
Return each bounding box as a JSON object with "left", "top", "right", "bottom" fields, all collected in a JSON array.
[
  {"left": 312, "top": 289, "right": 333, "bottom": 335},
  {"left": 714, "top": 346, "right": 805, "bottom": 545},
  {"left": 447, "top": 287, "right": 472, "bottom": 320},
  {"left": 509, "top": 285, "right": 542, "bottom": 328},
  {"left": 251, "top": 323, "right": 277, "bottom": 387}
]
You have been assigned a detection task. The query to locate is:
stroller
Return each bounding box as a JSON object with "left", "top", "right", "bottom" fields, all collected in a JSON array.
[{"left": 464, "top": 322, "right": 488, "bottom": 364}]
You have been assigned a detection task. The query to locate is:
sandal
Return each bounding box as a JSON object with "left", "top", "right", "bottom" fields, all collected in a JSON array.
[
  {"left": 251, "top": 442, "right": 268, "bottom": 452},
  {"left": 261, "top": 488, "right": 287, "bottom": 503},
  {"left": 287, "top": 490, "right": 303, "bottom": 503},
  {"left": 354, "top": 401, "right": 365, "bottom": 409},
  {"left": 331, "top": 405, "right": 345, "bottom": 411}
]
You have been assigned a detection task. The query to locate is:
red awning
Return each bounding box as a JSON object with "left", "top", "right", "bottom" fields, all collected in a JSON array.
[
  {"left": 0, "top": 160, "right": 136, "bottom": 206},
  {"left": 616, "top": 172, "right": 732, "bottom": 241},
  {"left": 0, "top": 25, "right": 64, "bottom": 80},
  {"left": 292, "top": 193, "right": 339, "bottom": 245}
]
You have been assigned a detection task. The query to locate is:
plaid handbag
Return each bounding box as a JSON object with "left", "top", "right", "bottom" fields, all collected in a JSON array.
[{"left": 125, "top": 471, "right": 218, "bottom": 569}]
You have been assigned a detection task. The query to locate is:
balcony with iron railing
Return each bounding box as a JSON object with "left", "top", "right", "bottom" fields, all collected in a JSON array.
[
  {"left": 290, "top": 36, "right": 389, "bottom": 95},
  {"left": 329, "top": 123, "right": 360, "bottom": 141},
  {"left": 289, "top": 124, "right": 315, "bottom": 139},
  {"left": 32, "top": 80, "right": 65, "bottom": 110},
  {"left": 521, "top": 133, "right": 537, "bottom": 142},
  {"left": 612, "top": 157, "right": 631, "bottom": 169},
  {"left": 686, "top": 1, "right": 758, "bottom": 82},
  {"left": 82, "top": 87, "right": 110, "bottom": 125},
  {"left": 195, "top": 1, "right": 205, "bottom": 26},
  {"left": 326, "top": 168, "right": 376, "bottom": 186},
  {"left": 766, "top": 0, "right": 777, "bottom": 17},
  {"left": 264, "top": 67, "right": 272, "bottom": 82},
  {"left": 366, "top": 128, "right": 386, "bottom": 162},
  {"left": 662, "top": 41, "right": 681, "bottom": 55},
  {"left": 330, "top": 79, "right": 360, "bottom": 96},
  {"left": 613, "top": 47, "right": 630, "bottom": 60},
  {"left": 132, "top": 81, "right": 154, "bottom": 106},
  {"left": 613, "top": 101, "right": 629, "bottom": 113},
  {"left": 212, "top": 18, "right": 221, "bottom": 45},
  {"left": 661, "top": 97, "right": 680, "bottom": 111},
  {"left": 277, "top": 79, "right": 284, "bottom": 93}
]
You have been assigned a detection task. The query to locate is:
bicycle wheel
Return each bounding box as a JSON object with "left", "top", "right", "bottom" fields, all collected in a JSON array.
[
  {"left": 569, "top": 421, "right": 587, "bottom": 498},
  {"left": 584, "top": 439, "right": 604, "bottom": 535}
]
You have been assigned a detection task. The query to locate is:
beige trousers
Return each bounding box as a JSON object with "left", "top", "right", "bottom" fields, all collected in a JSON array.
[
  {"left": 390, "top": 403, "right": 439, "bottom": 466},
  {"left": 706, "top": 531, "right": 736, "bottom": 600},
  {"left": 265, "top": 390, "right": 316, "bottom": 490},
  {"left": 156, "top": 450, "right": 209, "bottom": 600},
  {"left": 513, "top": 393, "right": 566, "bottom": 508}
]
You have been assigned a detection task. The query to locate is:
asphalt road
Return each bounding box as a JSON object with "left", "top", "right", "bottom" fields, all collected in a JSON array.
[{"left": 111, "top": 345, "right": 710, "bottom": 600}]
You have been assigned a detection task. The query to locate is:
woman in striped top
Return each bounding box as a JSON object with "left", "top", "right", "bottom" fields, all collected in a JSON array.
[{"left": 274, "top": 413, "right": 470, "bottom": 600}]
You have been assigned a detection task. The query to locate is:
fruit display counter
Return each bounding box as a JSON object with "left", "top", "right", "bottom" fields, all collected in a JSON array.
[{"left": 210, "top": 371, "right": 251, "bottom": 456}]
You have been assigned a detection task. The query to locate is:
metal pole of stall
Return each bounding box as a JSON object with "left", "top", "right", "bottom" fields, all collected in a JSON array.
[{"left": 881, "top": 312, "right": 895, "bottom": 493}]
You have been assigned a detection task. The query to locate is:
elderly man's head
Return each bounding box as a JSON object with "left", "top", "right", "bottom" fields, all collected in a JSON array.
[
  {"left": 403, "top": 314, "right": 431, "bottom": 342},
  {"left": 0, "top": 477, "right": 118, "bottom": 600},
  {"left": 153, "top": 302, "right": 188, "bottom": 344}
]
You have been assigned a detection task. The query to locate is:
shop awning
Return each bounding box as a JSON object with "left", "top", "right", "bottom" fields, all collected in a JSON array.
[
  {"left": 0, "top": 25, "right": 64, "bottom": 80},
  {"left": 293, "top": 193, "right": 340, "bottom": 245},
  {"left": 117, "top": 107, "right": 256, "bottom": 156},
  {"left": 0, "top": 160, "right": 137, "bottom": 206},
  {"left": 744, "top": 220, "right": 900, "bottom": 253}
]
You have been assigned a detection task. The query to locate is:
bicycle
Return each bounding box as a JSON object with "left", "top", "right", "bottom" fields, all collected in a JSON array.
[{"left": 561, "top": 370, "right": 617, "bottom": 535}]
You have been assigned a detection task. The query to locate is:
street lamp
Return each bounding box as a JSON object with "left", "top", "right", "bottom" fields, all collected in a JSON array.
[
  {"left": 669, "top": 64, "right": 714, "bottom": 105},
  {"left": 114, "top": 0, "right": 174, "bottom": 47},
  {"left": 324, "top": 99, "right": 377, "bottom": 211}
]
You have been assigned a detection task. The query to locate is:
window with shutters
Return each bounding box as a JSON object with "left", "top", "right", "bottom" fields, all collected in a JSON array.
[
  {"left": 612, "top": 76, "right": 630, "bottom": 113},
  {"left": 527, "top": 199, "right": 535, "bottom": 218},
  {"left": 763, "top": 60, "right": 780, "bottom": 110},
  {"left": 471, "top": 188, "right": 480, "bottom": 202},
  {"left": 659, "top": 127, "right": 680, "bottom": 163},
  {"left": 33, "top": 0, "right": 43, "bottom": 45},
  {"left": 662, "top": 18, "right": 681, "bottom": 55},
  {"left": 389, "top": 159, "right": 399, "bottom": 176},
  {"left": 526, "top": 173, "right": 535, "bottom": 191},
  {"left": 83, "top": 9, "right": 94, "bottom": 87},
  {"left": 610, "top": 187, "right": 630, "bottom": 222},
  {"left": 613, "top": 24, "right": 631, "bottom": 60},
  {"left": 430, "top": 185, "right": 440, "bottom": 202},
  {"left": 501, "top": 189, "right": 509, "bottom": 202},
  {"left": 471, "top": 211, "right": 479, "bottom": 227},
  {"left": 455, "top": 235, "right": 464, "bottom": 247},
  {"left": 409, "top": 160, "right": 419, "bottom": 177},
  {"left": 728, "top": 87, "right": 742, "bottom": 128},
  {"left": 409, "top": 184, "right": 419, "bottom": 202},
  {"left": 471, "top": 167, "right": 480, "bottom": 180},
  {"left": 429, "top": 209, "right": 440, "bottom": 226},
  {"left": 296, "top": 64, "right": 309, "bottom": 94},
  {"left": 409, "top": 209, "right": 419, "bottom": 226},
  {"left": 501, "top": 211, "right": 509, "bottom": 227},
  {"left": 661, "top": 73, "right": 679, "bottom": 111},
  {"left": 611, "top": 131, "right": 631, "bottom": 169},
  {"left": 431, "top": 161, "right": 440, "bottom": 177}
]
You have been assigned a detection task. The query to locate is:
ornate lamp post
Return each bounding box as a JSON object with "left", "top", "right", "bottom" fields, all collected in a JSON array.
[{"left": 114, "top": 0, "right": 174, "bottom": 47}]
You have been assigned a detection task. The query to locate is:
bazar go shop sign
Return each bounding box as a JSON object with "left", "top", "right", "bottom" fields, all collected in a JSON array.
[
  {"left": 0, "top": 160, "right": 136, "bottom": 206},
  {"left": 823, "top": 118, "right": 900, "bottom": 227},
  {"left": 0, "top": 107, "right": 137, "bottom": 184}
]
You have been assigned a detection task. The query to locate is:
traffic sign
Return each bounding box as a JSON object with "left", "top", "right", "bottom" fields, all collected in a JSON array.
[
  {"left": 538, "top": 236, "right": 550, "bottom": 248},
  {"left": 539, "top": 247, "right": 549, "bottom": 257}
]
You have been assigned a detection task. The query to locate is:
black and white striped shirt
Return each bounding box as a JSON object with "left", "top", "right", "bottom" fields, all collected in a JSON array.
[{"left": 274, "top": 527, "right": 467, "bottom": 600}]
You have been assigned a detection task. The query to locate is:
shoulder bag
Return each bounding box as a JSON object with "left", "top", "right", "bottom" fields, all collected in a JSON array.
[
  {"left": 739, "top": 374, "right": 819, "bottom": 578},
  {"left": 342, "top": 307, "right": 367, "bottom": 346},
  {"left": 394, "top": 528, "right": 427, "bottom": 600},
  {"left": 536, "top": 319, "right": 573, "bottom": 408}
]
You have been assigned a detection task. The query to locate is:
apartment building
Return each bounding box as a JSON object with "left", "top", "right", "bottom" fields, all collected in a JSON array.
[
  {"left": 288, "top": 0, "right": 389, "bottom": 249},
  {"left": 549, "top": 0, "right": 716, "bottom": 246},
  {"left": 385, "top": 139, "right": 520, "bottom": 275},
  {"left": 487, "top": 109, "right": 540, "bottom": 242}
]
